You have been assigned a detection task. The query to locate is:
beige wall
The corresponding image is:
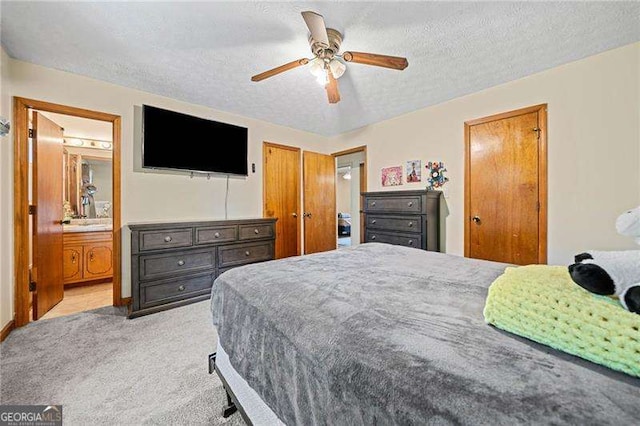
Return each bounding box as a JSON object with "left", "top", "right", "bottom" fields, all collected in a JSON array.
[
  {"left": 328, "top": 42, "right": 640, "bottom": 265},
  {"left": 336, "top": 174, "right": 351, "bottom": 215},
  {"left": 0, "top": 54, "right": 330, "bottom": 329}
]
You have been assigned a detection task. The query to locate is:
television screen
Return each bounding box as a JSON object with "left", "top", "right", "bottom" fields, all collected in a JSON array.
[{"left": 142, "top": 105, "right": 248, "bottom": 176}]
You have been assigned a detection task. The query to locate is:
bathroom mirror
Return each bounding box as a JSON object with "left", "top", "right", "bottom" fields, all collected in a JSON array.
[{"left": 64, "top": 146, "right": 113, "bottom": 219}]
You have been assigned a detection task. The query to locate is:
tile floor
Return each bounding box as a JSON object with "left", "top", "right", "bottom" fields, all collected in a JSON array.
[{"left": 39, "top": 282, "right": 113, "bottom": 320}]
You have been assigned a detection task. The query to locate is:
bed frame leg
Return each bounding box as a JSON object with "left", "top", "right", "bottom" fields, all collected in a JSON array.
[
  {"left": 210, "top": 352, "right": 238, "bottom": 418},
  {"left": 222, "top": 389, "right": 237, "bottom": 418},
  {"left": 208, "top": 352, "right": 217, "bottom": 374}
]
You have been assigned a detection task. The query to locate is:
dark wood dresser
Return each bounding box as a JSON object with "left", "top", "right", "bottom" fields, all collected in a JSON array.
[
  {"left": 128, "top": 218, "right": 276, "bottom": 318},
  {"left": 362, "top": 189, "right": 442, "bottom": 251}
]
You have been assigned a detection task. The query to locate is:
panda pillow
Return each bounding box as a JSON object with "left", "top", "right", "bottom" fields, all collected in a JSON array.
[
  {"left": 616, "top": 205, "right": 640, "bottom": 244},
  {"left": 568, "top": 250, "right": 640, "bottom": 314}
]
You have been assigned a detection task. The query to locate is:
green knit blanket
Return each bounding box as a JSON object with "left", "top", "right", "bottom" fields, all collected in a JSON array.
[{"left": 483, "top": 265, "right": 640, "bottom": 378}]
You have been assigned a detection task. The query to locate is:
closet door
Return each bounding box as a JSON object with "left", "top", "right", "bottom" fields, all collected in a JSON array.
[
  {"left": 263, "top": 142, "right": 301, "bottom": 259},
  {"left": 465, "top": 105, "right": 547, "bottom": 265},
  {"left": 303, "top": 151, "right": 336, "bottom": 254}
]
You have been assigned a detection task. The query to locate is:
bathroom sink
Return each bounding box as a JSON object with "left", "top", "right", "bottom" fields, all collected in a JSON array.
[{"left": 64, "top": 219, "right": 113, "bottom": 233}]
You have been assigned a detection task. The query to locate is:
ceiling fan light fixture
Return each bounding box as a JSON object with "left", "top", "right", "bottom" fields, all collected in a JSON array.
[
  {"left": 309, "top": 57, "right": 325, "bottom": 78},
  {"left": 250, "top": 11, "right": 408, "bottom": 104},
  {"left": 315, "top": 70, "right": 329, "bottom": 86},
  {"left": 328, "top": 58, "right": 346, "bottom": 79}
]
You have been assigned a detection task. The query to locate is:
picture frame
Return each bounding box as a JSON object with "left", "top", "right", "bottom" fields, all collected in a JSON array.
[
  {"left": 381, "top": 166, "right": 403, "bottom": 187},
  {"left": 406, "top": 160, "right": 421, "bottom": 183}
]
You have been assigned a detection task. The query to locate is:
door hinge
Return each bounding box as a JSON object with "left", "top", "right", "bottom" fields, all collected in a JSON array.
[
  {"left": 537, "top": 202, "right": 541, "bottom": 212},
  {"left": 533, "top": 127, "right": 541, "bottom": 140},
  {"left": 29, "top": 281, "right": 36, "bottom": 292},
  {"left": 29, "top": 128, "right": 35, "bottom": 138},
  {"left": 29, "top": 205, "right": 36, "bottom": 215}
]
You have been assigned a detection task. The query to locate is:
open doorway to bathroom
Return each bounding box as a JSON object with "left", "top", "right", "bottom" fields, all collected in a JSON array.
[
  {"left": 333, "top": 146, "right": 366, "bottom": 249},
  {"left": 33, "top": 111, "right": 114, "bottom": 320},
  {"left": 13, "top": 98, "right": 122, "bottom": 327}
]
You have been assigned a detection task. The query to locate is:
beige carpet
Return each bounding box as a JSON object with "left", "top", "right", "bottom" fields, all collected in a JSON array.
[{"left": 1, "top": 301, "right": 245, "bottom": 426}]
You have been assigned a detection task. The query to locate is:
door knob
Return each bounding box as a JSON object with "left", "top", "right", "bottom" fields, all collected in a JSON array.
[
  {"left": 292, "top": 212, "right": 298, "bottom": 218},
  {"left": 472, "top": 216, "right": 481, "bottom": 223}
]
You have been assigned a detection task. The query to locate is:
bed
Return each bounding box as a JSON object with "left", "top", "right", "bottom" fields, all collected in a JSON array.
[
  {"left": 338, "top": 212, "right": 351, "bottom": 236},
  {"left": 209, "top": 243, "right": 639, "bottom": 425}
]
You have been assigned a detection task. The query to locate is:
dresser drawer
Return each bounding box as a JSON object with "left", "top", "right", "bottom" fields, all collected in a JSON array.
[
  {"left": 364, "top": 195, "right": 423, "bottom": 213},
  {"left": 140, "top": 272, "right": 214, "bottom": 308},
  {"left": 139, "top": 228, "right": 192, "bottom": 251},
  {"left": 139, "top": 248, "right": 215, "bottom": 281},
  {"left": 366, "top": 215, "right": 422, "bottom": 233},
  {"left": 239, "top": 223, "right": 274, "bottom": 240},
  {"left": 366, "top": 231, "right": 422, "bottom": 249},
  {"left": 195, "top": 225, "right": 238, "bottom": 245},
  {"left": 218, "top": 242, "right": 274, "bottom": 268}
]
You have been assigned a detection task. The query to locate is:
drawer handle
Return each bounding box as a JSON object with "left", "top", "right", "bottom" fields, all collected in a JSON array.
[
  {"left": 371, "top": 235, "right": 376, "bottom": 241},
  {"left": 178, "top": 285, "right": 185, "bottom": 292},
  {"left": 254, "top": 228, "right": 260, "bottom": 234},
  {"left": 164, "top": 236, "right": 172, "bottom": 242},
  {"left": 408, "top": 240, "right": 414, "bottom": 245},
  {"left": 371, "top": 219, "right": 377, "bottom": 224},
  {"left": 245, "top": 250, "right": 251, "bottom": 256},
  {"left": 214, "top": 232, "right": 221, "bottom": 238},
  {"left": 408, "top": 221, "right": 413, "bottom": 227},
  {"left": 177, "top": 260, "right": 185, "bottom": 266},
  {"left": 407, "top": 201, "right": 413, "bottom": 207},
  {"left": 371, "top": 201, "right": 376, "bottom": 206},
  {"left": 71, "top": 253, "right": 77, "bottom": 263},
  {"left": 89, "top": 251, "right": 94, "bottom": 262}
]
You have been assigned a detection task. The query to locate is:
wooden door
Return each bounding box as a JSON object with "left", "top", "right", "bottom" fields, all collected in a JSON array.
[
  {"left": 303, "top": 151, "right": 336, "bottom": 254},
  {"left": 465, "top": 105, "right": 547, "bottom": 265},
  {"left": 263, "top": 142, "right": 301, "bottom": 259},
  {"left": 32, "top": 112, "right": 65, "bottom": 319}
]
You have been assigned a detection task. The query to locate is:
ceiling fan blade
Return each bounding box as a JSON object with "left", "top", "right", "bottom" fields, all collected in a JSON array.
[
  {"left": 251, "top": 58, "right": 309, "bottom": 82},
  {"left": 326, "top": 71, "right": 340, "bottom": 104},
  {"left": 301, "top": 11, "right": 330, "bottom": 47},
  {"left": 342, "top": 51, "right": 408, "bottom": 71}
]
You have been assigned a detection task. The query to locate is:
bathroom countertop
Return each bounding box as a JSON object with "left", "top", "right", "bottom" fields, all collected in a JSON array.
[
  {"left": 63, "top": 218, "right": 113, "bottom": 233},
  {"left": 63, "top": 224, "right": 113, "bottom": 233}
]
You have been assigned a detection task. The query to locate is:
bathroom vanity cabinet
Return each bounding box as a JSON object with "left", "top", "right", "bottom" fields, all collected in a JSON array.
[{"left": 63, "top": 230, "right": 113, "bottom": 285}]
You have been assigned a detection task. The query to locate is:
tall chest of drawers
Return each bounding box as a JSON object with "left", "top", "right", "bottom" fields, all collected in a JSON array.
[
  {"left": 128, "top": 218, "right": 276, "bottom": 318},
  {"left": 362, "top": 190, "right": 442, "bottom": 251}
]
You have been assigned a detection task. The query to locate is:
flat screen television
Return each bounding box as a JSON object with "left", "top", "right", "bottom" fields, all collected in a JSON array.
[{"left": 142, "top": 104, "right": 248, "bottom": 176}]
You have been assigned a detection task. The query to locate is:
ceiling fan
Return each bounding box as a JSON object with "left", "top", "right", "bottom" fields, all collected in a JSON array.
[{"left": 251, "top": 11, "right": 409, "bottom": 104}]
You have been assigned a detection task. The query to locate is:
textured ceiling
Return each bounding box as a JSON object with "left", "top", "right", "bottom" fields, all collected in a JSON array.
[{"left": 2, "top": 2, "right": 639, "bottom": 136}]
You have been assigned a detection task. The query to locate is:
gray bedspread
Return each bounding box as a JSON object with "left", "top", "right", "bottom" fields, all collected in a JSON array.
[{"left": 210, "top": 243, "right": 640, "bottom": 425}]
